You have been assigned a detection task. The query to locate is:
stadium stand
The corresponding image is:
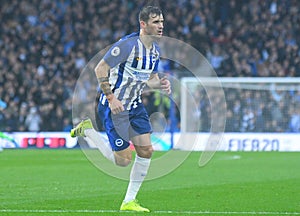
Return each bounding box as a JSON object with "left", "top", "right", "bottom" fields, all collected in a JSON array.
[{"left": 0, "top": 0, "right": 299, "bottom": 132}]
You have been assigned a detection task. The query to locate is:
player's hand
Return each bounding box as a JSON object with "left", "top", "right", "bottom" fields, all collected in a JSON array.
[
  {"left": 107, "top": 95, "right": 124, "bottom": 114},
  {"left": 160, "top": 76, "right": 171, "bottom": 95}
]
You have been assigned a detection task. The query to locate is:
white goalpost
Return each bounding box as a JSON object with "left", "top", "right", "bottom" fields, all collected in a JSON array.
[{"left": 181, "top": 77, "right": 300, "bottom": 133}]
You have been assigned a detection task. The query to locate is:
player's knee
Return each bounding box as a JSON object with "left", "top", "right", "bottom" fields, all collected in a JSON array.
[
  {"left": 114, "top": 154, "right": 132, "bottom": 167},
  {"left": 136, "top": 146, "right": 153, "bottom": 159},
  {"left": 115, "top": 158, "right": 132, "bottom": 167}
]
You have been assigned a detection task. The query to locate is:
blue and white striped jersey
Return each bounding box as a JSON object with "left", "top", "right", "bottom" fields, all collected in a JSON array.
[{"left": 100, "top": 32, "right": 160, "bottom": 110}]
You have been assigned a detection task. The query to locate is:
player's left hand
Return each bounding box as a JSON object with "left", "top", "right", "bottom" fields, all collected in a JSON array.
[{"left": 160, "top": 76, "right": 171, "bottom": 95}]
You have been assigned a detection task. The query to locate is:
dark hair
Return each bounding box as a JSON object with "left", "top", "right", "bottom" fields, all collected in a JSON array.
[{"left": 139, "top": 6, "right": 162, "bottom": 22}]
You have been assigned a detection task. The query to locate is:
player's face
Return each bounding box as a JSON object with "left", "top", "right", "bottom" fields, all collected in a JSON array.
[{"left": 144, "top": 13, "right": 164, "bottom": 38}]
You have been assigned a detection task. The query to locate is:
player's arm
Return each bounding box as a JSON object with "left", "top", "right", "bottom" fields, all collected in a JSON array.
[
  {"left": 95, "top": 59, "right": 124, "bottom": 114},
  {"left": 147, "top": 73, "right": 171, "bottom": 95}
]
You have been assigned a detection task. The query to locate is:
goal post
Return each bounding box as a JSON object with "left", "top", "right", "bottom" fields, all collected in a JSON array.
[{"left": 181, "top": 77, "right": 300, "bottom": 133}]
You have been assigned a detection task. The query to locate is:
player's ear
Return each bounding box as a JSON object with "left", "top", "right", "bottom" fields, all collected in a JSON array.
[{"left": 140, "top": 20, "right": 147, "bottom": 28}]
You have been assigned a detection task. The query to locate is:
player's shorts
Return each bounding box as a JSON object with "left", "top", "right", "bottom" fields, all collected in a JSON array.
[{"left": 97, "top": 101, "right": 152, "bottom": 151}]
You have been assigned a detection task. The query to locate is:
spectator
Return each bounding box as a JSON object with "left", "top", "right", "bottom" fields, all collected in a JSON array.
[
  {"left": 62, "top": 117, "right": 72, "bottom": 132},
  {"left": 289, "top": 106, "right": 300, "bottom": 132},
  {"left": 25, "top": 107, "right": 42, "bottom": 132}
]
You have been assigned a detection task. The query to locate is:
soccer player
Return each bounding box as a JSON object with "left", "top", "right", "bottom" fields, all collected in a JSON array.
[{"left": 70, "top": 6, "right": 171, "bottom": 212}]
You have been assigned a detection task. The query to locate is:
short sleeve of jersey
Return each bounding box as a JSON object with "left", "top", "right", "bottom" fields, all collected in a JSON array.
[
  {"left": 152, "top": 58, "right": 159, "bottom": 74},
  {"left": 103, "top": 38, "right": 135, "bottom": 68},
  {"left": 152, "top": 44, "right": 160, "bottom": 74}
]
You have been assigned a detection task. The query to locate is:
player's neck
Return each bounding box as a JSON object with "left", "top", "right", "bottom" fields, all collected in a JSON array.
[{"left": 139, "top": 32, "right": 153, "bottom": 49}]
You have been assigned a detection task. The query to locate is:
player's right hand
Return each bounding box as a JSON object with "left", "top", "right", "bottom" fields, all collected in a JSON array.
[{"left": 107, "top": 95, "right": 124, "bottom": 114}]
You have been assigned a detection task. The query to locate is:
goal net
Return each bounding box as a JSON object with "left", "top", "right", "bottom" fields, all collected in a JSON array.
[{"left": 181, "top": 77, "right": 300, "bottom": 133}]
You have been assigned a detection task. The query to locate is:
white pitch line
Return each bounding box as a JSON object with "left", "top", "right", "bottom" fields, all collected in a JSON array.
[{"left": 0, "top": 209, "right": 299, "bottom": 215}]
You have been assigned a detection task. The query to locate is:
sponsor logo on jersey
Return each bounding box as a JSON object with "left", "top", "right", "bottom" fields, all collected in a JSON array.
[{"left": 132, "top": 71, "right": 150, "bottom": 81}]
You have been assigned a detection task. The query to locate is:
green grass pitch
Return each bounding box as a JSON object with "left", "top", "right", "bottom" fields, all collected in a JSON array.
[{"left": 0, "top": 149, "right": 299, "bottom": 216}]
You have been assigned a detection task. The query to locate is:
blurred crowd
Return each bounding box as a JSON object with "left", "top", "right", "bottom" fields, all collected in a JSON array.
[
  {"left": 0, "top": 0, "right": 300, "bottom": 132},
  {"left": 192, "top": 84, "right": 300, "bottom": 133}
]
